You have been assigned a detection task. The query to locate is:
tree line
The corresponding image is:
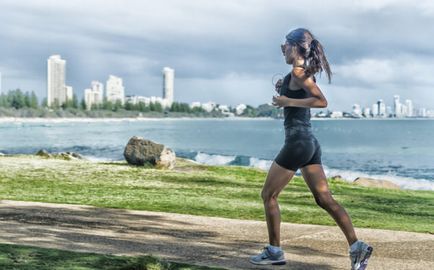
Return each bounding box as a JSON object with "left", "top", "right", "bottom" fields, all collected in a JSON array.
[
  {"left": 0, "top": 89, "right": 209, "bottom": 113},
  {"left": 0, "top": 89, "right": 283, "bottom": 117}
]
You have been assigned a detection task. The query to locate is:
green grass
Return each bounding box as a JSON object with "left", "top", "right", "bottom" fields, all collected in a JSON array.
[
  {"left": 0, "top": 154, "right": 433, "bottom": 234},
  {"left": 0, "top": 243, "right": 223, "bottom": 270}
]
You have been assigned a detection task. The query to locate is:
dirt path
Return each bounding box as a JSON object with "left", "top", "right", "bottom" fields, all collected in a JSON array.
[{"left": 0, "top": 200, "right": 432, "bottom": 270}]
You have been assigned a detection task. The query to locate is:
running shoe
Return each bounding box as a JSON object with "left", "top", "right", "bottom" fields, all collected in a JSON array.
[
  {"left": 249, "top": 245, "right": 286, "bottom": 265},
  {"left": 349, "top": 240, "right": 373, "bottom": 270}
]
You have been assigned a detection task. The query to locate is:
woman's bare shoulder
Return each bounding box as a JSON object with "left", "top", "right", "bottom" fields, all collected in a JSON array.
[
  {"left": 291, "top": 68, "right": 312, "bottom": 89},
  {"left": 291, "top": 67, "right": 309, "bottom": 80}
]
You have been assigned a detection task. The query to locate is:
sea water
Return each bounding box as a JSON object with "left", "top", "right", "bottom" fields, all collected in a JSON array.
[{"left": 1, "top": 117, "right": 433, "bottom": 191}]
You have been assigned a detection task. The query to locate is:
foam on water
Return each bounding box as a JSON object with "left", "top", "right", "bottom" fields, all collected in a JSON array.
[
  {"left": 323, "top": 166, "right": 434, "bottom": 191},
  {"left": 194, "top": 152, "right": 236, "bottom": 165},
  {"left": 184, "top": 152, "right": 434, "bottom": 191},
  {"left": 248, "top": 157, "right": 273, "bottom": 171}
]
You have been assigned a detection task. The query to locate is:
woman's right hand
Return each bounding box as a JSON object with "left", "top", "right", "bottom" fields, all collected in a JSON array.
[{"left": 275, "top": 79, "right": 283, "bottom": 94}]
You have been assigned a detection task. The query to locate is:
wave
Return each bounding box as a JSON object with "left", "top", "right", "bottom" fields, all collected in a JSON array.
[
  {"left": 176, "top": 151, "right": 434, "bottom": 191},
  {"left": 0, "top": 116, "right": 276, "bottom": 124},
  {"left": 323, "top": 167, "right": 434, "bottom": 191},
  {"left": 194, "top": 152, "right": 236, "bottom": 165}
]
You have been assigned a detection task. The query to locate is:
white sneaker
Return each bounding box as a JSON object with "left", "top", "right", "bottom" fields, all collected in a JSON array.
[
  {"left": 349, "top": 240, "right": 373, "bottom": 270},
  {"left": 249, "top": 245, "right": 286, "bottom": 265}
]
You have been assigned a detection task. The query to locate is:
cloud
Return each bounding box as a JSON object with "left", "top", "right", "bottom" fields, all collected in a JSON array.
[
  {"left": 0, "top": 0, "right": 433, "bottom": 111},
  {"left": 334, "top": 58, "right": 395, "bottom": 85}
]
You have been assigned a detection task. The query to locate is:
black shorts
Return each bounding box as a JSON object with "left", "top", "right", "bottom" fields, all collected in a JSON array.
[{"left": 274, "top": 127, "right": 322, "bottom": 171}]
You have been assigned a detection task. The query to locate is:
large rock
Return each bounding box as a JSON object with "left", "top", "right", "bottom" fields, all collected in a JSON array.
[
  {"left": 353, "top": 177, "right": 400, "bottom": 190},
  {"left": 123, "top": 136, "right": 176, "bottom": 169}
]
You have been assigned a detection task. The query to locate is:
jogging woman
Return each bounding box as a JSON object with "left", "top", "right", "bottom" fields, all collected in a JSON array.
[{"left": 249, "top": 28, "right": 373, "bottom": 270}]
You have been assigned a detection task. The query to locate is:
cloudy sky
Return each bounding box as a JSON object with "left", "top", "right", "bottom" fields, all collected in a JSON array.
[{"left": 1, "top": 0, "right": 434, "bottom": 111}]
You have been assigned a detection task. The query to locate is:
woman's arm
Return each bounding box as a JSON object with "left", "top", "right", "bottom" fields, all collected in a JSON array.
[
  {"left": 281, "top": 96, "right": 327, "bottom": 108},
  {"left": 272, "top": 69, "right": 328, "bottom": 108}
]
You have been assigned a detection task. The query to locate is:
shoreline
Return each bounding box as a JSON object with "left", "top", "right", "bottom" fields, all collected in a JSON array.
[
  {"left": 0, "top": 116, "right": 433, "bottom": 123},
  {"left": 0, "top": 116, "right": 273, "bottom": 123},
  {"left": 2, "top": 153, "right": 433, "bottom": 191}
]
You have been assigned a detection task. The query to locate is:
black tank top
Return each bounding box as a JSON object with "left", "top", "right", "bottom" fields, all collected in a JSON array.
[{"left": 280, "top": 72, "right": 312, "bottom": 129}]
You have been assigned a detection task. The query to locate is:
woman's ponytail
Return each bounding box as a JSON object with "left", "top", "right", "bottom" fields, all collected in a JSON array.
[{"left": 304, "top": 38, "right": 332, "bottom": 83}]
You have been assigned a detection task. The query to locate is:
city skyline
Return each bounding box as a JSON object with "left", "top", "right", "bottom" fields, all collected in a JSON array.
[
  {"left": 44, "top": 53, "right": 178, "bottom": 110},
  {"left": 350, "top": 96, "right": 419, "bottom": 118},
  {"left": 1, "top": 54, "right": 433, "bottom": 117}
]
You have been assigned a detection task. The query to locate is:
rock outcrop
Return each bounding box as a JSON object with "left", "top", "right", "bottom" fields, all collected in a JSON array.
[
  {"left": 330, "top": 175, "right": 347, "bottom": 182},
  {"left": 35, "top": 149, "right": 84, "bottom": 160},
  {"left": 353, "top": 177, "right": 400, "bottom": 190}
]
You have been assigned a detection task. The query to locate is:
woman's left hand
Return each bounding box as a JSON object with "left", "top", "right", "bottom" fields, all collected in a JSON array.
[{"left": 272, "top": 95, "right": 291, "bottom": 108}]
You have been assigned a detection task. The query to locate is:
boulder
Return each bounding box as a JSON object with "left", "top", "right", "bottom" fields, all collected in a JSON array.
[
  {"left": 353, "top": 177, "right": 400, "bottom": 190},
  {"left": 156, "top": 146, "right": 176, "bottom": 169},
  {"left": 124, "top": 136, "right": 176, "bottom": 169}
]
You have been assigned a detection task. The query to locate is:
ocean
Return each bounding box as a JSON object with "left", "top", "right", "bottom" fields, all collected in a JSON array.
[{"left": 1, "top": 117, "right": 433, "bottom": 191}]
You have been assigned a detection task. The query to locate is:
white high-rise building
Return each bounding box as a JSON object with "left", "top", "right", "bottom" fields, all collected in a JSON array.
[
  {"left": 66, "top": 86, "right": 73, "bottom": 101},
  {"left": 47, "top": 55, "right": 65, "bottom": 107},
  {"left": 352, "top": 104, "right": 362, "bottom": 117},
  {"left": 401, "top": 104, "right": 408, "bottom": 116},
  {"left": 47, "top": 55, "right": 73, "bottom": 107},
  {"left": 83, "top": 81, "right": 105, "bottom": 110},
  {"left": 363, "top": 107, "right": 371, "bottom": 118},
  {"left": 84, "top": 88, "right": 93, "bottom": 110},
  {"left": 91, "top": 81, "right": 104, "bottom": 104},
  {"left": 393, "top": 95, "right": 402, "bottom": 117},
  {"left": 162, "top": 67, "right": 174, "bottom": 107},
  {"left": 371, "top": 103, "right": 379, "bottom": 117},
  {"left": 386, "top": 106, "right": 393, "bottom": 117},
  {"left": 106, "top": 75, "right": 125, "bottom": 105},
  {"left": 405, "top": 99, "right": 413, "bottom": 117},
  {"left": 377, "top": 99, "right": 386, "bottom": 117},
  {"left": 419, "top": 108, "right": 427, "bottom": 117}
]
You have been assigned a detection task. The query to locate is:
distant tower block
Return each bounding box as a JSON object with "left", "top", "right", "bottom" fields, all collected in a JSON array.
[
  {"left": 106, "top": 75, "right": 125, "bottom": 105},
  {"left": 162, "top": 67, "right": 174, "bottom": 106},
  {"left": 47, "top": 55, "right": 66, "bottom": 107}
]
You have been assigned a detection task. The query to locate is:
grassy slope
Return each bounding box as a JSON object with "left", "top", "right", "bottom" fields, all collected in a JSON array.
[{"left": 0, "top": 155, "right": 433, "bottom": 234}]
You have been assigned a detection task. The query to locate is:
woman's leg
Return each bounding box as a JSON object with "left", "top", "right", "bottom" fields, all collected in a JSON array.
[
  {"left": 261, "top": 161, "right": 296, "bottom": 247},
  {"left": 300, "top": 164, "right": 358, "bottom": 246}
]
